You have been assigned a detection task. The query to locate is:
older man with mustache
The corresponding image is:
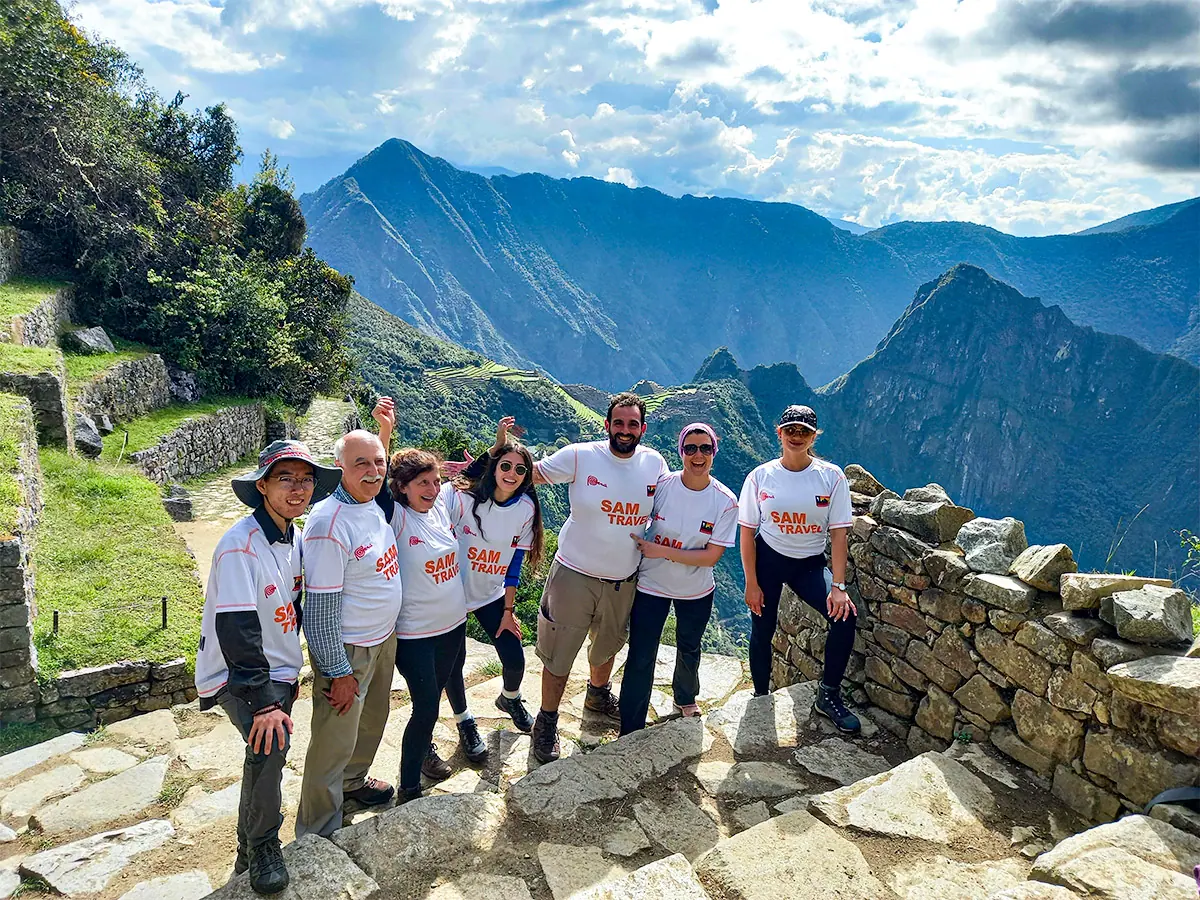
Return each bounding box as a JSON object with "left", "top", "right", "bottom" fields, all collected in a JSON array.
[{"left": 296, "top": 430, "right": 403, "bottom": 838}]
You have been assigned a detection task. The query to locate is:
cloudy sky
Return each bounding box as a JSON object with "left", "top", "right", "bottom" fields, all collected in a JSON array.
[{"left": 75, "top": 0, "right": 1198, "bottom": 235}]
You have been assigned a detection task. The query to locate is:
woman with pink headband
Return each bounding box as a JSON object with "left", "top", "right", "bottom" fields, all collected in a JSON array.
[{"left": 619, "top": 422, "right": 740, "bottom": 734}]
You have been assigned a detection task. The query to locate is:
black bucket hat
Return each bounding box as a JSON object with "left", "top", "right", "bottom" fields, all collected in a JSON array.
[{"left": 231, "top": 440, "right": 343, "bottom": 509}]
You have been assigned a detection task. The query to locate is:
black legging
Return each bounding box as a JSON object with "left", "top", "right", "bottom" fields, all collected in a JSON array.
[
  {"left": 445, "top": 596, "right": 526, "bottom": 715},
  {"left": 394, "top": 623, "right": 466, "bottom": 791},
  {"left": 749, "top": 536, "right": 855, "bottom": 695}
]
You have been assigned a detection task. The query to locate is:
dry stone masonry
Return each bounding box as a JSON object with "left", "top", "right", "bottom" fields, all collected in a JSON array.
[
  {"left": 0, "top": 367, "right": 71, "bottom": 449},
  {"left": 75, "top": 354, "right": 173, "bottom": 425},
  {"left": 132, "top": 403, "right": 266, "bottom": 485},
  {"left": 771, "top": 465, "right": 1200, "bottom": 826},
  {"left": 5, "top": 285, "right": 74, "bottom": 349}
]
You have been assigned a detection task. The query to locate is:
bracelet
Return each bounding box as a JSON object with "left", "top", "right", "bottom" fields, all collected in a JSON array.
[
  {"left": 253, "top": 702, "right": 282, "bottom": 717},
  {"left": 504, "top": 606, "right": 515, "bottom": 612}
]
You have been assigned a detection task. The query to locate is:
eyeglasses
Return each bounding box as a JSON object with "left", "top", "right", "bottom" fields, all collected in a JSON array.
[
  {"left": 273, "top": 475, "right": 316, "bottom": 488},
  {"left": 682, "top": 444, "right": 714, "bottom": 456},
  {"left": 780, "top": 425, "right": 815, "bottom": 437},
  {"left": 498, "top": 461, "right": 529, "bottom": 476}
]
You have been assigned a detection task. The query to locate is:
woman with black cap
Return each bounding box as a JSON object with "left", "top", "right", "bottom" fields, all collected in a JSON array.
[
  {"left": 619, "top": 422, "right": 740, "bottom": 735},
  {"left": 737, "top": 405, "right": 860, "bottom": 733}
]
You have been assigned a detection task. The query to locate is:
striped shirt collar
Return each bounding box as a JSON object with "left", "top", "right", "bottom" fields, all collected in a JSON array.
[{"left": 334, "top": 482, "right": 365, "bottom": 505}]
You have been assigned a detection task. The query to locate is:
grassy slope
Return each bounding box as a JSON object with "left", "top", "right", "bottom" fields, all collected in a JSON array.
[
  {"left": 0, "top": 277, "right": 65, "bottom": 319},
  {"left": 100, "top": 397, "right": 256, "bottom": 460},
  {"left": 0, "top": 394, "right": 27, "bottom": 538},
  {"left": 63, "top": 339, "right": 152, "bottom": 402},
  {"left": 0, "top": 343, "right": 59, "bottom": 375},
  {"left": 34, "top": 450, "right": 204, "bottom": 676}
]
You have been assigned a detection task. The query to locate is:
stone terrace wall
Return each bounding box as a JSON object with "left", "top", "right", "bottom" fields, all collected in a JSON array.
[
  {"left": 33, "top": 658, "right": 195, "bottom": 729},
  {"left": 0, "top": 366, "right": 70, "bottom": 449},
  {"left": 75, "top": 354, "right": 172, "bottom": 424},
  {"left": 132, "top": 403, "right": 265, "bottom": 485},
  {"left": 0, "top": 396, "right": 43, "bottom": 724},
  {"left": 0, "top": 228, "right": 17, "bottom": 286},
  {"left": 10, "top": 286, "right": 75, "bottom": 348},
  {"left": 772, "top": 466, "right": 1199, "bottom": 825}
]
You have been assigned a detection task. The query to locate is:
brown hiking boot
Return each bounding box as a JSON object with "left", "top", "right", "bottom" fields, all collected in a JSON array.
[
  {"left": 343, "top": 776, "right": 394, "bottom": 806},
  {"left": 583, "top": 682, "right": 620, "bottom": 720},
  {"left": 421, "top": 742, "right": 452, "bottom": 780}
]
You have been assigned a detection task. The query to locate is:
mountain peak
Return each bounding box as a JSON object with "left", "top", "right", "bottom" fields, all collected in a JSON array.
[{"left": 693, "top": 347, "right": 743, "bottom": 383}]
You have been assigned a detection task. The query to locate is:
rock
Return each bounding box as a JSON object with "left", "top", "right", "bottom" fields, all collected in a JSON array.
[
  {"left": 808, "top": 752, "right": 997, "bottom": 843},
  {"left": 869, "top": 526, "right": 932, "bottom": 570},
  {"left": 428, "top": 875, "right": 532, "bottom": 900},
  {"left": 1010, "top": 691, "right": 1082, "bottom": 764},
  {"left": 887, "top": 855, "right": 1028, "bottom": 900},
  {"left": 880, "top": 603, "right": 930, "bottom": 638},
  {"left": 1091, "top": 636, "right": 1152, "bottom": 669},
  {"left": 904, "top": 483, "right": 953, "bottom": 504},
  {"left": 873, "top": 623, "right": 911, "bottom": 656},
  {"left": 958, "top": 517, "right": 1028, "bottom": 575},
  {"left": 117, "top": 871, "right": 214, "bottom": 900},
  {"left": 792, "top": 737, "right": 891, "bottom": 785},
  {"left": 924, "top": 549, "right": 971, "bottom": 592},
  {"left": 990, "top": 726, "right": 1053, "bottom": 777},
  {"left": 920, "top": 587, "right": 965, "bottom": 624},
  {"left": 706, "top": 683, "right": 818, "bottom": 754},
  {"left": 1106, "top": 586, "right": 1194, "bottom": 645},
  {"left": 990, "top": 609, "right": 1024, "bottom": 633},
  {"left": 1082, "top": 729, "right": 1200, "bottom": 807},
  {"left": 907, "top": 726, "right": 950, "bottom": 754},
  {"left": 96, "top": 413, "right": 114, "bottom": 434},
  {"left": 975, "top": 628, "right": 1051, "bottom": 695},
  {"left": 1107, "top": 655, "right": 1200, "bottom": 717},
  {"left": 1046, "top": 669, "right": 1096, "bottom": 715},
  {"left": 632, "top": 793, "right": 720, "bottom": 861},
  {"left": 0, "top": 731, "right": 85, "bottom": 783},
  {"left": 70, "top": 747, "right": 139, "bottom": 774},
  {"left": 509, "top": 717, "right": 710, "bottom": 819},
  {"left": 538, "top": 843, "right": 628, "bottom": 899},
  {"left": 56, "top": 661, "right": 150, "bottom": 698},
  {"left": 166, "top": 363, "right": 203, "bottom": 403},
  {"left": 1008, "top": 544, "right": 1077, "bottom": 592},
  {"left": 1071, "top": 651, "right": 1109, "bottom": 693},
  {"left": 573, "top": 853, "right": 709, "bottom": 900},
  {"left": 864, "top": 682, "right": 916, "bottom": 717},
  {"left": 1014, "top": 623, "right": 1072, "bottom": 665},
  {"left": 965, "top": 574, "right": 1036, "bottom": 613},
  {"left": 1051, "top": 765, "right": 1120, "bottom": 823},
  {"left": 942, "top": 741, "right": 1021, "bottom": 789},
  {"left": 32, "top": 755, "right": 169, "bottom": 834},
  {"left": 1189, "top": 632, "right": 1200, "bottom": 658},
  {"left": 1041, "top": 845, "right": 1197, "bottom": 898},
  {"left": 602, "top": 817, "right": 651, "bottom": 857},
  {"left": 0, "top": 870, "right": 16, "bottom": 899},
  {"left": 985, "top": 884, "right": 1082, "bottom": 899},
  {"left": 332, "top": 793, "right": 504, "bottom": 883},
  {"left": 851, "top": 514, "right": 878, "bottom": 541},
  {"left": 0, "top": 763, "right": 85, "bottom": 822},
  {"left": 63, "top": 325, "right": 116, "bottom": 354},
  {"left": 1149, "top": 803, "right": 1200, "bottom": 839},
  {"left": 20, "top": 820, "right": 174, "bottom": 895},
  {"left": 1034, "top": 814, "right": 1200, "bottom": 878},
  {"left": 933, "top": 628, "right": 978, "bottom": 679},
  {"left": 105, "top": 708, "right": 178, "bottom": 745},
  {"left": 865, "top": 656, "right": 906, "bottom": 692},
  {"left": 173, "top": 719, "right": 246, "bottom": 778},
  {"left": 874, "top": 498, "right": 975, "bottom": 545},
  {"left": 730, "top": 801, "right": 771, "bottom": 833},
  {"left": 1043, "top": 611, "right": 1110, "bottom": 647},
  {"left": 0, "top": 823, "right": 14, "bottom": 842},
  {"left": 696, "top": 810, "right": 887, "bottom": 899},
  {"left": 907, "top": 640, "right": 964, "bottom": 692},
  {"left": 844, "top": 464, "right": 885, "bottom": 496},
  {"left": 162, "top": 485, "right": 194, "bottom": 523},
  {"left": 1059, "top": 573, "right": 1173, "bottom": 612},
  {"left": 915, "top": 685, "right": 958, "bottom": 741},
  {"left": 171, "top": 782, "right": 240, "bottom": 830},
  {"left": 694, "top": 654, "right": 745, "bottom": 704},
  {"left": 692, "top": 761, "right": 806, "bottom": 799},
  {"left": 954, "top": 675, "right": 1011, "bottom": 724},
  {"left": 73, "top": 412, "right": 103, "bottom": 458},
  {"left": 209, "top": 832, "right": 379, "bottom": 899}
]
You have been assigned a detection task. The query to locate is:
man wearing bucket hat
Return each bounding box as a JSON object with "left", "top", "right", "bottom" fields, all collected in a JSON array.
[{"left": 194, "top": 440, "right": 341, "bottom": 895}]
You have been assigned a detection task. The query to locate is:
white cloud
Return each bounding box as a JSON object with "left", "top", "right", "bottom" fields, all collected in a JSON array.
[
  {"left": 268, "top": 118, "right": 296, "bottom": 139},
  {"left": 605, "top": 167, "right": 639, "bottom": 187}
]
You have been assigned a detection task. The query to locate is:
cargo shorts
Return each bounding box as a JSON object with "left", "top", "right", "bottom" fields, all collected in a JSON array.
[{"left": 536, "top": 559, "right": 637, "bottom": 677}]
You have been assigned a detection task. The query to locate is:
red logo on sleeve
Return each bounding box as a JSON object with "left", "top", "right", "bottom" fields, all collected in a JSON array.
[
  {"left": 815, "top": 495, "right": 830, "bottom": 507},
  {"left": 462, "top": 524, "right": 475, "bottom": 536},
  {"left": 586, "top": 475, "right": 608, "bottom": 487},
  {"left": 409, "top": 535, "right": 425, "bottom": 547},
  {"left": 759, "top": 491, "right": 774, "bottom": 501},
  {"left": 264, "top": 583, "right": 277, "bottom": 597},
  {"left": 353, "top": 543, "right": 373, "bottom": 560}
]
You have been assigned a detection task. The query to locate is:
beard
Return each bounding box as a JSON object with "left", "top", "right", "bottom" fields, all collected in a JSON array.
[{"left": 608, "top": 431, "right": 641, "bottom": 454}]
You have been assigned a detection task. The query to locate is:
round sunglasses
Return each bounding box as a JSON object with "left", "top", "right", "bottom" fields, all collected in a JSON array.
[
  {"left": 682, "top": 443, "right": 714, "bottom": 456},
  {"left": 498, "top": 460, "right": 529, "bottom": 476}
]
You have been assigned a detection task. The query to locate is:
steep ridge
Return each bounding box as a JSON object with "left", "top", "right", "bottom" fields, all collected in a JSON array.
[
  {"left": 1074, "top": 196, "right": 1200, "bottom": 235},
  {"left": 302, "top": 139, "right": 1200, "bottom": 388}
]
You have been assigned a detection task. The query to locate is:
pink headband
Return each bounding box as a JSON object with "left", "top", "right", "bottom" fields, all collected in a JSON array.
[{"left": 678, "top": 422, "right": 718, "bottom": 458}]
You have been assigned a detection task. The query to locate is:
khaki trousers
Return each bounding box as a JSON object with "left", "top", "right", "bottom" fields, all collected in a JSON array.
[{"left": 296, "top": 633, "right": 396, "bottom": 838}]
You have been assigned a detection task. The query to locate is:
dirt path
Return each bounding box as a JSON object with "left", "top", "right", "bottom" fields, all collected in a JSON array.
[{"left": 299, "top": 397, "right": 358, "bottom": 461}]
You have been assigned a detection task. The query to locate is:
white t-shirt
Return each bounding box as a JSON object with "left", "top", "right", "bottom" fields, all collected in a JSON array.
[
  {"left": 389, "top": 486, "right": 468, "bottom": 638},
  {"left": 303, "top": 496, "right": 403, "bottom": 647},
  {"left": 196, "top": 514, "right": 303, "bottom": 697},
  {"left": 637, "top": 473, "right": 739, "bottom": 600},
  {"left": 738, "top": 457, "right": 853, "bottom": 558},
  {"left": 446, "top": 486, "right": 536, "bottom": 610},
  {"left": 537, "top": 440, "right": 670, "bottom": 580}
]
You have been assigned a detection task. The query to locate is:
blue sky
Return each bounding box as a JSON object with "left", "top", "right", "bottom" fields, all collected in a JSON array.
[{"left": 75, "top": 0, "right": 1199, "bottom": 235}]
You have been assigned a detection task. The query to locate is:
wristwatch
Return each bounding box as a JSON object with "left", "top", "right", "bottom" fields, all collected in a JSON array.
[{"left": 832, "top": 581, "right": 847, "bottom": 591}]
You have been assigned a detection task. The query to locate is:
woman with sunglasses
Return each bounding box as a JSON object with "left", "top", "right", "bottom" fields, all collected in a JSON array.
[
  {"left": 738, "top": 405, "right": 859, "bottom": 733},
  {"left": 618, "top": 423, "right": 739, "bottom": 735}
]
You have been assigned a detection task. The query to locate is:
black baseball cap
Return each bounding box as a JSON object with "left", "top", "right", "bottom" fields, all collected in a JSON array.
[{"left": 778, "top": 405, "right": 818, "bottom": 431}]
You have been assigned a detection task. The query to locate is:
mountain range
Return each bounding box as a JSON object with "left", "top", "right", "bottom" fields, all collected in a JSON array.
[{"left": 305, "top": 139, "right": 1199, "bottom": 390}]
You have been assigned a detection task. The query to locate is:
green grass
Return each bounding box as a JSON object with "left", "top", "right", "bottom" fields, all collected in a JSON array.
[
  {"left": 643, "top": 388, "right": 698, "bottom": 413},
  {"left": 0, "top": 393, "right": 28, "bottom": 538},
  {"left": 100, "top": 397, "right": 255, "bottom": 461},
  {"left": 0, "top": 277, "right": 66, "bottom": 319},
  {"left": 554, "top": 386, "right": 606, "bottom": 426},
  {"left": 425, "top": 361, "right": 605, "bottom": 429},
  {"left": 63, "top": 339, "right": 152, "bottom": 401},
  {"left": 0, "top": 720, "right": 63, "bottom": 755},
  {"left": 33, "top": 449, "right": 204, "bottom": 677},
  {"left": 0, "top": 343, "right": 59, "bottom": 376},
  {"left": 1192, "top": 603, "right": 1199, "bottom": 638}
]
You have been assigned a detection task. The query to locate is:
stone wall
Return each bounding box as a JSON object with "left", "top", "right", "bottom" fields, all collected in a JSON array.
[
  {"left": 771, "top": 466, "right": 1199, "bottom": 825},
  {"left": 75, "top": 354, "right": 172, "bottom": 424},
  {"left": 10, "top": 286, "right": 75, "bottom": 348},
  {"left": 33, "top": 658, "right": 196, "bottom": 729},
  {"left": 0, "top": 367, "right": 71, "bottom": 448},
  {"left": 131, "top": 403, "right": 266, "bottom": 485},
  {"left": 0, "top": 228, "right": 17, "bottom": 286},
  {"left": 0, "top": 396, "right": 42, "bottom": 724}
]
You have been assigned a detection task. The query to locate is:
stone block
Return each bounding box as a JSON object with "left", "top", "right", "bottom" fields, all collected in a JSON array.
[
  {"left": 1083, "top": 729, "right": 1200, "bottom": 806},
  {"left": 915, "top": 684, "right": 957, "bottom": 740},
  {"left": 989, "top": 609, "right": 1024, "bottom": 633},
  {"left": 954, "top": 674, "right": 1011, "bottom": 724},
  {"left": 864, "top": 656, "right": 905, "bottom": 692},
  {"left": 975, "top": 627, "right": 1051, "bottom": 696},
  {"left": 919, "top": 588, "right": 964, "bottom": 624},
  {"left": 1105, "top": 585, "right": 1194, "bottom": 645},
  {"left": 906, "top": 726, "right": 949, "bottom": 754},
  {"left": 1043, "top": 611, "right": 1111, "bottom": 647},
  {"left": 1051, "top": 765, "right": 1121, "bottom": 823},
  {"left": 1008, "top": 544, "right": 1077, "bottom": 592},
  {"left": 850, "top": 514, "right": 878, "bottom": 541},
  {"left": 990, "top": 725, "right": 1053, "bottom": 776},
  {"left": 845, "top": 465, "right": 885, "bottom": 496},
  {"left": 1091, "top": 637, "right": 1152, "bottom": 669},
  {"left": 1010, "top": 690, "right": 1083, "bottom": 764},
  {"left": 962, "top": 598, "right": 988, "bottom": 623},
  {"left": 923, "top": 549, "right": 971, "bottom": 592},
  {"left": 1046, "top": 669, "right": 1097, "bottom": 715},
  {"left": 1106, "top": 655, "right": 1200, "bottom": 717},
  {"left": 873, "top": 623, "right": 910, "bottom": 655},
  {"left": 864, "top": 682, "right": 915, "bottom": 717},
  {"left": 964, "top": 573, "right": 1036, "bottom": 613},
  {"left": 73, "top": 412, "right": 103, "bottom": 458},
  {"left": 879, "top": 603, "right": 930, "bottom": 639},
  {"left": 1059, "top": 573, "right": 1172, "bottom": 612},
  {"left": 892, "top": 657, "right": 928, "bottom": 691},
  {"left": 56, "top": 661, "right": 151, "bottom": 698},
  {"left": 869, "top": 526, "right": 931, "bottom": 571},
  {"left": 932, "top": 628, "right": 976, "bottom": 679},
  {"left": 906, "top": 640, "right": 963, "bottom": 693},
  {"left": 1155, "top": 709, "right": 1200, "bottom": 757},
  {"left": 874, "top": 498, "right": 975, "bottom": 545},
  {"left": 957, "top": 517, "right": 1028, "bottom": 575},
  {"left": 1014, "top": 622, "right": 1072, "bottom": 665}
]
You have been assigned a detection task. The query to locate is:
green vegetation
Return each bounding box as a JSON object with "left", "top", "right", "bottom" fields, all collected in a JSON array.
[
  {"left": 554, "top": 387, "right": 606, "bottom": 426},
  {"left": 0, "top": 720, "right": 61, "bottom": 755},
  {"left": 33, "top": 450, "right": 204, "bottom": 676},
  {"left": 100, "top": 397, "right": 256, "bottom": 460},
  {"left": 0, "top": 394, "right": 28, "bottom": 538},
  {"left": 63, "top": 339, "right": 151, "bottom": 400},
  {"left": 643, "top": 388, "right": 697, "bottom": 413},
  {"left": 0, "top": 276, "right": 65, "bottom": 319},
  {"left": 0, "top": 343, "right": 59, "bottom": 375},
  {"left": 1, "top": 0, "right": 352, "bottom": 406}
]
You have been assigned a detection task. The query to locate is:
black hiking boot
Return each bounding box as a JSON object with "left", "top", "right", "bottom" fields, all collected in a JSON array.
[
  {"left": 583, "top": 681, "right": 620, "bottom": 720},
  {"left": 457, "top": 717, "right": 489, "bottom": 764},
  {"left": 248, "top": 840, "right": 288, "bottom": 895},
  {"left": 495, "top": 693, "right": 535, "bottom": 733},
  {"left": 398, "top": 785, "right": 423, "bottom": 805},
  {"left": 234, "top": 844, "right": 248, "bottom": 876},
  {"left": 531, "top": 710, "right": 561, "bottom": 763},
  {"left": 814, "top": 683, "right": 861, "bottom": 734},
  {"left": 422, "top": 742, "right": 452, "bottom": 780}
]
